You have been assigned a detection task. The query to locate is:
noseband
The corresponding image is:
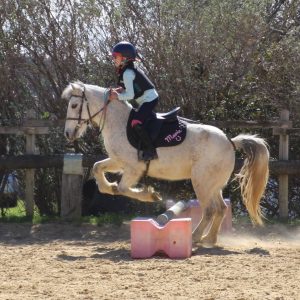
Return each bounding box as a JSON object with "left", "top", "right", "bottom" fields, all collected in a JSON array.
[{"left": 66, "top": 86, "right": 110, "bottom": 134}]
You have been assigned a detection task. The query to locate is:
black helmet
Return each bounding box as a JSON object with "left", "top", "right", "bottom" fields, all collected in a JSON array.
[{"left": 112, "top": 41, "right": 137, "bottom": 60}]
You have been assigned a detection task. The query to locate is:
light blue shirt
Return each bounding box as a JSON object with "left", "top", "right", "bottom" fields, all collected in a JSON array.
[{"left": 117, "top": 69, "right": 158, "bottom": 106}]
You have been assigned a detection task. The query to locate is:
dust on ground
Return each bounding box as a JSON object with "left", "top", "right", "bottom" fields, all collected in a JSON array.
[{"left": 0, "top": 221, "right": 299, "bottom": 300}]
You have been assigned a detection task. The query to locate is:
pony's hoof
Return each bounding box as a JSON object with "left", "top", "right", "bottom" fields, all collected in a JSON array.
[
  {"left": 152, "top": 191, "right": 162, "bottom": 202},
  {"left": 193, "top": 241, "right": 203, "bottom": 249},
  {"left": 200, "top": 242, "right": 215, "bottom": 249},
  {"left": 200, "top": 236, "right": 217, "bottom": 248},
  {"left": 144, "top": 186, "right": 162, "bottom": 201}
]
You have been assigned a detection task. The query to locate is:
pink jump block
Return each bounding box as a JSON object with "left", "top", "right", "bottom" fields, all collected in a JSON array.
[{"left": 131, "top": 218, "right": 192, "bottom": 259}]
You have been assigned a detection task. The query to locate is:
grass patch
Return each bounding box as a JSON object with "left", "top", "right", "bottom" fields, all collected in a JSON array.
[
  {"left": 0, "top": 201, "right": 59, "bottom": 224},
  {"left": 0, "top": 200, "right": 133, "bottom": 226},
  {"left": 0, "top": 200, "right": 28, "bottom": 222},
  {"left": 288, "top": 219, "right": 300, "bottom": 226}
]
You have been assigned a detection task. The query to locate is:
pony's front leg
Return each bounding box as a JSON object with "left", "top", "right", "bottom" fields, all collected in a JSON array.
[
  {"left": 93, "top": 158, "right": 121, "bottom": 195},
  {"left": 115, "top": 166, "right": 161, "bottom": 202}
]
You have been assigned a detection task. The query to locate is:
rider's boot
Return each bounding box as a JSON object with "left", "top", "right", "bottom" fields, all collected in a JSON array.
[{"left": 133, "top": 124, "right": 158, "bottom": 161}]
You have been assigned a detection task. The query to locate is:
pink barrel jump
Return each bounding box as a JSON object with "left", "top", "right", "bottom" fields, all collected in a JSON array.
[{"left": 131, "top": 218, "right": 192, "bottom": 259}]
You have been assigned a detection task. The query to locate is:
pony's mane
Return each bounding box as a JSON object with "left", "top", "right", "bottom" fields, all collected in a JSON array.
[
  {"left": 62, "top": 81, "right": 132, "bottom": 109},
  {"left": 62, "top": 81, "right": 105, "bottom": 100}
]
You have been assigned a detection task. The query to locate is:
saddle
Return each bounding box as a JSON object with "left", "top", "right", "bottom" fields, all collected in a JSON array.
[{"left": 126, "top": 107, "right": 187, "bottom": 150}]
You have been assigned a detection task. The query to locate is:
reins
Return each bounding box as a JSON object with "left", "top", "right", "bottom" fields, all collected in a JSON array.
[{"left": 66, "top": 86, "right": 111, "bottom": 134}]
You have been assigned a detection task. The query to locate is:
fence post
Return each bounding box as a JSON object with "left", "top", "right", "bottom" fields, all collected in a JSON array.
[
  {"left": 278, "top": 109, "right": 289, "bottom": 219},
  {"left": 24, "top": 110, "right": 37, "bottom": 217},
  {"left": 61, "top": 154, "right": 83, "bottom": 219}
]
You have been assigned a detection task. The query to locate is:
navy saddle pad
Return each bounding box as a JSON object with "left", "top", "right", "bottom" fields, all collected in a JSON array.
[{"left": 126, "top": 107, "right": 187, "bottom": 149}]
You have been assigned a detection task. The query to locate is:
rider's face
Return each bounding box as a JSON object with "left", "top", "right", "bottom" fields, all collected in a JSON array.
[{"left": 112, "top": 53, "right": 123, "bottom": 67}]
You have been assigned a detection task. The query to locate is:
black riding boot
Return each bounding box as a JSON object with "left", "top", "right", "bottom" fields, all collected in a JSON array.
[{"left": 134, "top": 125, "right": 158, "bottom": 161}]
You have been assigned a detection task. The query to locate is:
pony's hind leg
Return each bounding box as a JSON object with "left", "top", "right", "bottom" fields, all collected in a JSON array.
[
  {"left": 191, "top": 162, "right": 230, "bottom": 247},
  {"left": 200, "top": 191, "right": 227, "bottom": 247},
  {"left": 191, "top": 170, "right": 216, "bottom": 244},
  {"left": 193, "top": 202, "right": 215, "bottom": 244}
]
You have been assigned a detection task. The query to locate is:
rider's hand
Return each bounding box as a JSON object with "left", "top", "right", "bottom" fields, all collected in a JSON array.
[
  {"left": 109, "top": 90, "right": 119, "bottom": 101},
  {"left": 115, "top": 87, "right": 124, "bottom": 93}
]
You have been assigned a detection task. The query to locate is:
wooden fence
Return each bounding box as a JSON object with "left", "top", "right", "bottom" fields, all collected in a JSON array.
[{"left": 0, "top": 109, "right": 300, "bottom": 219}]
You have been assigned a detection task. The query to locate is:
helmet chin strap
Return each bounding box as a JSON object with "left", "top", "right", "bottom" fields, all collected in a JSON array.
[{"left": 117, "top": 59, "right": 135, "bottom": 73}]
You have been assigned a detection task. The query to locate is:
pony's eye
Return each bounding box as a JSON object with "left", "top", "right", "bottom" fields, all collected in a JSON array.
[{"left": 71, "top": 103, "right": 78, "bottom": 109}]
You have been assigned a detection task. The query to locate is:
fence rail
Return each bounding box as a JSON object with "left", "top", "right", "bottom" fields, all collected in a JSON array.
[{"left": 1, "top": 154, "right": 300, "bottom": 176}]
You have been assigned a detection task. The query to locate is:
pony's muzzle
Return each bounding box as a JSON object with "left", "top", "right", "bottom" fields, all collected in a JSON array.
[{"left": 64, "top": 129, "right": 75, "bottom": 141}]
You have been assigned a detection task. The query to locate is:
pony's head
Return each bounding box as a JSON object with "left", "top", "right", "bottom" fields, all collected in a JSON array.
[{"left": 62, "top": 82, "right": 107, "bottom": 141}]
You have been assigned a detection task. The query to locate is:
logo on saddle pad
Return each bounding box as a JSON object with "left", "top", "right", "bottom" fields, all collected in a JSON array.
[
  {"left": 165, "top": 129, "right": 183, "bottom": 143},
  {"left": 126, "top": 109, "right": 187, "bottom": 150}
]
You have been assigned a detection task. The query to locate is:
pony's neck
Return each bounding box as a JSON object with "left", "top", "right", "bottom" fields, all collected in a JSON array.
[
  {"left": 106, "top": 100, "right": 131, "bottom": 130},
  {"left": 95, "top": 97, "right": 131, "bottom": 138},
  {"left": 84, "top": 84, "right": 131, "bottom": 140}
]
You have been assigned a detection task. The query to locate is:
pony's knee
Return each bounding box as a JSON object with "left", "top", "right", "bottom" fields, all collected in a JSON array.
[
  {"left": 93, "top": 161, "right": 103, "bottom": 175},
  {"left": 92, "top": 164, "right": 99, "bottom": 176}
]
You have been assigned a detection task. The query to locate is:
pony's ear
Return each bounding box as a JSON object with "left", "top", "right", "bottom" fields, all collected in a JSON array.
[{"left": 71, "top": 83, "right": 84, "bottom": 96}]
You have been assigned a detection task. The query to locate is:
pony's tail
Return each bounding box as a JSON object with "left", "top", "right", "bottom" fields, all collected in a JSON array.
[{"left": 231, "top": 134, "right": 269, "bottom": 225}]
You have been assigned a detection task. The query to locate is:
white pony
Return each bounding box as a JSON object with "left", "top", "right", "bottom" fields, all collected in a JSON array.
[{"left": 63, "top": 82, "right": 269, "bottom": 246}]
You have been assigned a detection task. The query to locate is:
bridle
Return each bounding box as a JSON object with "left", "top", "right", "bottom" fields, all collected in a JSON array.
[{"left": 66, "top": 86, "right": 111, "bottom": 135}]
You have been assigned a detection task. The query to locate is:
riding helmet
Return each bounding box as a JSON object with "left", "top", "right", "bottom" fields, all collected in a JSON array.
[{"left": 112, "top": 41, "right": 137, "bottom": 60}]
